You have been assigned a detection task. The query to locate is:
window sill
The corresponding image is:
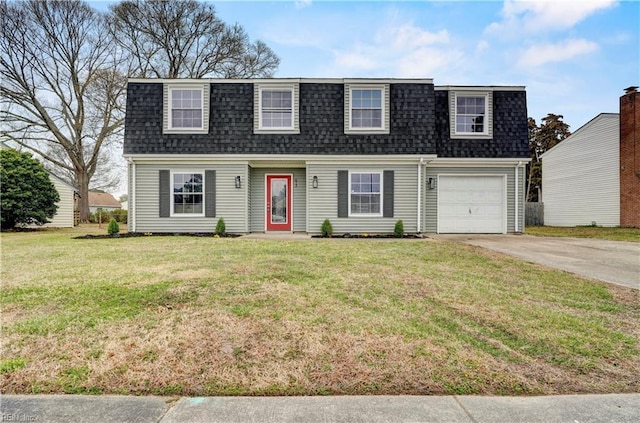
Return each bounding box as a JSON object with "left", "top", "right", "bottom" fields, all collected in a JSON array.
[
  {"left": 450, "top": 133, "right": 492, "bottom": 139},
  {"left": 344, "top": 128, "right": 389, "bottom": 135},
  {"left": 163, "top": 127, "right": 208, "bottom": 135}
]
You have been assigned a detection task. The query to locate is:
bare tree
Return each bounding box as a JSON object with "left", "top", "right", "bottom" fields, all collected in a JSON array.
[
  {"left": 0, "top": 0, "right": 127, "bottom": 221},
  {"left": 109, "top": 0, "right": 280, "bottom": 78}
]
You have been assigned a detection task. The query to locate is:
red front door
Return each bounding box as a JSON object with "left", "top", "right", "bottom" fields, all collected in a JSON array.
[{"left": 266, "top": 175, "right": 292, "bottom": 231}]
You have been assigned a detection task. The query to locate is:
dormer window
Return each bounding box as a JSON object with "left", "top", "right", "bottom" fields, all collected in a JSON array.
[
  {"left": 450, "top": 91, "right": 493, "bottom": 139},
  {"left": 344, "top": 83, "right": 390, "bottom": 134},
  {"left": 163, "top": 83, "right": 209, "bottom": 134},
  {"left": 254, "top": 83, "right": 300, "bottom": 134}
]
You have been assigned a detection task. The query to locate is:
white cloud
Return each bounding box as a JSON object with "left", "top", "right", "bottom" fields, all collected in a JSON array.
[
  {"left": 487, "top": 0, "right": 617, "bottom": 35},
  {"left": 517, "top": 38, "right": 599, "bottom": 67},
  {"left": 294, "top": 0, "right": 312, "bottom": 9},
  {"left": 475, "top": 40, "right": 490, "bottom": 54},
  {"left": 329, "top": 22, "right": 462, "bottom": 78}
]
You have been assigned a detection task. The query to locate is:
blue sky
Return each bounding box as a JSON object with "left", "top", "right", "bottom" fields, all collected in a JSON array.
[{"left": 209, "top": 0, "right": 638, "bottom": 131}]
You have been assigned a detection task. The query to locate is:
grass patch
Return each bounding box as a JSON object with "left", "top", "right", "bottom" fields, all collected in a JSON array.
[
  {"left": 1, "top": 226, "right": 638, "bottom": 396},
  {"left": 526, "top": 226, "right": 640, "bottom": 242}
]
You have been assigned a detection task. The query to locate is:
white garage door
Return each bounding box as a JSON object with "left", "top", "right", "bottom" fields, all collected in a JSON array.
[{"left": 438, "top": 175, "right": 506, "bottom": 233}]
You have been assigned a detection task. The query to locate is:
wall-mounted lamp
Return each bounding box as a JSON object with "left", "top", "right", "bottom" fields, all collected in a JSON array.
[
  {"left": 312, "top": 175, "right": 319, "bottom": 189},
  {"left": 428, "top": 177, "right": 436, "bottom": 190},
  {"left": 235, "top": 175, "right": 242, "bottom": 189},
  {"left": 294, "top": 178, "right": 298, "bottom": 188}
]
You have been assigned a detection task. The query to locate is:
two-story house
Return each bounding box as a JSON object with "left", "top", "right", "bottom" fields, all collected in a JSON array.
[{"left": 123, "top": 78, "right": 529, "bottom": 234}]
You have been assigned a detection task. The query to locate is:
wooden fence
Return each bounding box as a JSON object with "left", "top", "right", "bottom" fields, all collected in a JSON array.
[{"left": 525, "top": 202, "right": 544, "bottom": 226}]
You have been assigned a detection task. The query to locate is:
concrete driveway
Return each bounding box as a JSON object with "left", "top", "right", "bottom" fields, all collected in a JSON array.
[{"left": 432, "top": 234, "right": 639, "bottom": 289}]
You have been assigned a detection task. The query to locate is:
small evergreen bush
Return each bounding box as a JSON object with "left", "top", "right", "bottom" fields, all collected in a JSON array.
[
  {"left": 107, "top": 218, "right": 120, "bottom": 236},
  {"left": 215, "top": 217, "right": 226, "bottom": 235},
  {"left": 320, "top": 218, "right": 333, "bottom": 237},
  {"left": 393, "top": 220, "right": 404, "bottom": 238}
]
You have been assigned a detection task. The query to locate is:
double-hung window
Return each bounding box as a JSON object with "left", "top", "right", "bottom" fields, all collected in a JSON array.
[
  {"left": 254, "top": 83, "right": 299, "bottom": 133},
  {"left": 351, "top": 89, "right": 382, "bottom": 128},
  {"left": 345, "top": 84, "right": 389, "bottom": 134},
  {"left": 171, "top": 89, "right": 202, "bottom": 129},
  {"left": 456, "top": 96, "right": 486, "bottom": 134},
  {"left": 261, "top": 89, "right": 292, "bottom": 128},
  {"left": 350, "top": 172, "right": 382, "bottom": 216},
  {"left": 163, "top": 84, "right": 209, "bottom": 134},
  {"left": 450, "top": 91, "right": 492, "bottom": 138},
  {"left": 172, "top": 172, "right": 204, "bottom": 215}
]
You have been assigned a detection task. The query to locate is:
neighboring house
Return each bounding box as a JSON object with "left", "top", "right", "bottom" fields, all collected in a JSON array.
[
  {"left": 123, "top": 78, "right": 529, "bottom": 234},
  {"left": 88, "top": 191, "right": 122, "bottom": 213},
  {"left": 39, "top": 172, "right": 78, "bottom": 228},
  {"left": 541, "top": 87, "right": 640, "bottom": 227}
]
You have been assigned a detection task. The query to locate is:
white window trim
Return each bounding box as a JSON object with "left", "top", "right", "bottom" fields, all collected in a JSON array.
[
  {"left": 345, "top": 84, "right": 389, "bottom": 134},
  {"left": 451, "top": 91, "right": 493, "bottom": 139},
  {"left": 254, "top": 83, "right": 299, "bottom": 134},
  {"left": 258, "top": 86, "right": 295, "bottom": 130},
  {"left": 348, "top": 170, "right": 383, "bottom": 217},
  {"left": 170, "top": 170, "right": 205, "bottom": 217},
  {"left": 164, "top": 84, "right": 209, "bottom": 134}
]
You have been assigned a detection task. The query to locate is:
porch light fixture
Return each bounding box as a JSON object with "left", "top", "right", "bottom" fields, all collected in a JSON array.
[
  {"left": 428, "top": 178, "right": 436, "bottom": 190},
  {"left": 312, "top": 175, "right": 319, "bottom": 189},
  {"left": 235, "top": 175, "right": 242, "bottom": 189}
]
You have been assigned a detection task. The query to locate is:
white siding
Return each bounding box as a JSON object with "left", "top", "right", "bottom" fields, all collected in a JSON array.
[
  {"left": 424, "top": 167, "right": 522, "bottom": 233},
  {"left": 43, "top": 174, "right": 75, "bottom": 228},
  {"left": 307, "top": 163, "right": 418, "bottom": 234},
  {"left": 542, "top": 114, "right": 620, "bottom": 227},
  {"left": 249, "top": 167, "right": 307, "bottom": 232},
  {"left": 133, "top": 162, "right": 249, "bottom": 233}
]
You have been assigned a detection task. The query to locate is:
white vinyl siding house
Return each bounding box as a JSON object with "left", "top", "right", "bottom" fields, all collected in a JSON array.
[
  {"left": 125, "top": 79, "right": 529, "bottom": 235},
  {"left": 541, "top": 114, "right": 620, "bottom": 227},
  {"left": 43, "top": 173, "right": 76, "bottom": 228}
]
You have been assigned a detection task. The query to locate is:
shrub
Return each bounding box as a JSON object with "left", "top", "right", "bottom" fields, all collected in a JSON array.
[
  {"left": 109, "top": 209, "right": 128, "bottom": 224},
  {"left": 0, "top": 149, "right": 59, "bottom": 229},
  {"left": 393, "top": 220, "right": 404, "bottom": 238},
  {"left": 215, "top": 217, "right": 226, "bottom": 235},
  {"left": 320, "top": 218, "right": 333, "bottom": 237},
  {"left": 90, "top": 209, "right": 111, "bottom": 224},
  {"left": 107, "top": 218, "right": 120, "bottom": 235}
]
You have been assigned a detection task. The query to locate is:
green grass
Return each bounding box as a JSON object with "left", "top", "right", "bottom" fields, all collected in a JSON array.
[
  {"left": 1, "top": 225, "right": 638, "bottom": 396},
  {"left": 526, "top": 225, "right": 640, "bottom": 242}
]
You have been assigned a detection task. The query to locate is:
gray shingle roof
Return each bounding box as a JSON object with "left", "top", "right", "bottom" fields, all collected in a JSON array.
[{"left": 123, "top": 81, "right": 528, "bottom": 158}]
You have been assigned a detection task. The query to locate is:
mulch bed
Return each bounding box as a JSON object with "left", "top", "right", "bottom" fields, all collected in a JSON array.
[{"left": 73, "top": 232, "right": 241, "bottom": 239}]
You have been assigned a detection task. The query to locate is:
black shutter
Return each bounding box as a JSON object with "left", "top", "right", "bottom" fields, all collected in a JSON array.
[
  {"left": 337, "top": 170, "right": 349, "bottom": 218},
  {"left": 159, "top": 170, "right": 170, "bottom": 217},
  {"left": 205, "top": 170, "right": 216, "bottom": 218},
  {"left": 383, "top": 170, "right": 394, "bottom": 218}
]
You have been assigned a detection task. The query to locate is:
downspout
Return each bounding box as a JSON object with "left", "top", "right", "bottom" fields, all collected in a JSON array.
[
  {"left": 515, "top": 161, "right": 522, "bottom": 232},
  {"left": 417, "top": 158, "right": 423, "bottom": 233},
  {"left": 128, "top": 158, "right": 136, "bottom": 233}
]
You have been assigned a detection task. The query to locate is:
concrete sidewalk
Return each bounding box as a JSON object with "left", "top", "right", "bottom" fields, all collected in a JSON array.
[{"left": 1, "top": 394, "right": 638, "bottom": 422}]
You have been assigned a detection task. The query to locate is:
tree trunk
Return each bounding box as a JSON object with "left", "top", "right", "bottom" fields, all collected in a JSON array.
[{"left": 76, "top": 170, "right": 91, "bottom": 222}]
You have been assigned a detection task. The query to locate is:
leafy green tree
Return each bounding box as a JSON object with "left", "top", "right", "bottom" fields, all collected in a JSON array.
[
  {"left": 526, "top": 114, "right": 571, "bottom": 202},
  {"left": 0, "top": 149, "right": 60, "bottom": 229}
]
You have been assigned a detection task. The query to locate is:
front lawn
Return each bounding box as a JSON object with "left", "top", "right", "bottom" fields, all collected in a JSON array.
[
  {"left": 526, "top": 226, "right": 640, "bottom": 242},
  {"left": 1, "top": 227, "right": 638, "bottom": 396}
]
